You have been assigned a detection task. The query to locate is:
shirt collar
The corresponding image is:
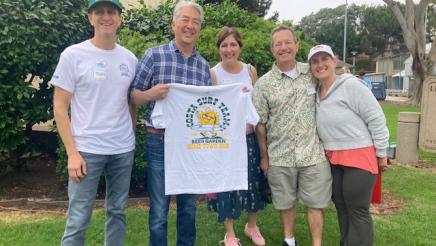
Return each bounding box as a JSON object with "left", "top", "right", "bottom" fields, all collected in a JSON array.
[
  {"left": 170, "top": 39, "right": 198, "bottom": 57},
  {"left": 271, "top": 62, "right": 310, "bottom": 80}
]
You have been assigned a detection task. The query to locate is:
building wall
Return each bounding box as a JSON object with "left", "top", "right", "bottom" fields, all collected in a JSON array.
[{"left": 376, "top": 54, "right": 408, "bottom": 89}]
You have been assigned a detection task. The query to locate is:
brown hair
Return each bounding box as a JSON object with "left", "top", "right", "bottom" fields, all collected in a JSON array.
[
  {"left": 216, "top": 26, "right": 243, "bottom": 49},
  {"left": 270, "top": 25, "right": 297, "bottom": 48}
]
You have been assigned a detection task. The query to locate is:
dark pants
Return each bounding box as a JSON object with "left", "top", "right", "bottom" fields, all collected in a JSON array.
[{"left": 331, "top": 165, "right": 376, "bottom": 246}]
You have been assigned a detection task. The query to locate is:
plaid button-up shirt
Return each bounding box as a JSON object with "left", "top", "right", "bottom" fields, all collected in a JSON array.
[{"left": 131, "top": 40, "right": 211, "bottom": 125}]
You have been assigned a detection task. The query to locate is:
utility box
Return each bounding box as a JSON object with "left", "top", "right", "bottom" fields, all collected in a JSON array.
[
  {"left": 397, "top": 112, "right": 420, "bottom": 164},
  {"left": 419, "top": 76, "right": 436, "bottom": 153}
]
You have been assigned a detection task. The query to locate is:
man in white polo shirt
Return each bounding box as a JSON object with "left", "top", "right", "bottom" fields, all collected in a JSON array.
[{"left": 51, "top": 1, "right": 137, "bottom": 245}]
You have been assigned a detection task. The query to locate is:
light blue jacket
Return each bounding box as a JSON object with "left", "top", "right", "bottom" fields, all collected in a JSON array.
[{"left": 316, "top": 74, "right": 389, "bottom": 157}]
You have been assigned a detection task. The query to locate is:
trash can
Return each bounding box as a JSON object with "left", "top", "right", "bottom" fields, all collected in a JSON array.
[{"left": 371, "top": 82, "right": 386, "bottom": 100}]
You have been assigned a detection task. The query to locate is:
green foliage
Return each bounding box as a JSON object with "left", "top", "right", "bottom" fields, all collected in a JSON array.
[
  {"left": 196, "top": 27, "right": 222, "bottom": 66},
  {"left": 203, "top": 0, "right": 258, "bottom": 27},
  {"left": 55, "top": 131, "right": 68, "bottom": 179},
  {"left": 131, "top": 120, "right": 147, "bottom": 187},
  {"left": 237, "top": 0, "right": 272, "bottom": 17},
  {"left": 298, "top": 4, "right": 361, "bottom": 59},
  {"left": 294, "top": 30, "right": 317, "bottom": 62},
  {"left": 118, "top": 28, "right": 170, "bottom": 57},
  {"left": 201, "top": 0, "right": 272, "bottom": 17},
  {"left": 297, "top": 4, "right": 406, "bottom": 60},
  {"left": 122, "top": 0, "right": 174, "bottom": 43},
  {"left": 0, "top": 0, "right": 91, "bottom": 158},
  {"left": 359, "top": 5, "right": 404, "bottom": 55}
]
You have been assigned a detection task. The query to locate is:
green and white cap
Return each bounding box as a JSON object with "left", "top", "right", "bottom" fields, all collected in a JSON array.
[{"left": 88, "top": 0, "right": 122, "bottom": 12}]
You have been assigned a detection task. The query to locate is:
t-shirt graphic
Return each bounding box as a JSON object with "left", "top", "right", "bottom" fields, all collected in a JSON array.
[{"left": 151, "top": 83, "right": 259, "bottom": 195}]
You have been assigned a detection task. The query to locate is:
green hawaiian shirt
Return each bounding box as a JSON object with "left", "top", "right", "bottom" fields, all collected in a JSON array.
[{"left": 253, "top": 62, "right": 326, "bottom": 167}]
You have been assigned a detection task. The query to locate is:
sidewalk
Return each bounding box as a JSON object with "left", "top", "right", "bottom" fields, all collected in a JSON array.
[{"left": 384, "top": 96, "right": 410, "bottom": 103}]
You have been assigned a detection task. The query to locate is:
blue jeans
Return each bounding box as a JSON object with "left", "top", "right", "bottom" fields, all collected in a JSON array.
[
  {"left": 147, "top": 133, "right": 196, "bottom": 246},
  {"left": 61, "top": 150, "right": 134, "bottom": 246}
]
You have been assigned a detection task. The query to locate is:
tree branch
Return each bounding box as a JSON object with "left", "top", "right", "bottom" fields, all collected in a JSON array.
[
  {"left": 427, "top": 37, "right": 436, "bottom": 75},
  {"left": 383, "top": 0, "right": 417, "bottom": 56},
  {"left": 415, "top": 0, "right": 430, "bottom": 59},
  {"left": 405, "top": 0, "right": 415, "bottom": 31}
]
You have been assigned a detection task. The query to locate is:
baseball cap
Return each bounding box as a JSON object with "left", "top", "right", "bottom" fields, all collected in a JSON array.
[
  {"left": 88, "top": 0, "right": 122, "bottom": 12},
  {"left": 307, "top": 44, "right": 335, "bottom": 62}
]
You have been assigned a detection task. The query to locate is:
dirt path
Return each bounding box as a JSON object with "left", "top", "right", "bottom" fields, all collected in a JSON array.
[
  {"left": 4, "top": 155, "right": 435, "bottom": 216},
  {"left": 0, "top": 154, "right": 67, "bottom": 201}
]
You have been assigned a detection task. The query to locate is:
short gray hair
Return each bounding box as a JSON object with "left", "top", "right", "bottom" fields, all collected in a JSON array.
[
  {"left": 173, "top": 1, "right": 204, "bottom": 24},
  {"left": 271, "top": 25, "right": 298, "bottom": 48}
]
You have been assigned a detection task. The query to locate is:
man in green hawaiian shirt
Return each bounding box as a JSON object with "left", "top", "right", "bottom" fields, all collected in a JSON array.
[{"left": 252, "top": 25, "right": 332, "bottom": 246}]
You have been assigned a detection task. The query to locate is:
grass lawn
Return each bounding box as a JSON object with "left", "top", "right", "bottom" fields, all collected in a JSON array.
[
  {"left": 1, "top": 102, "right": 435, "bottom": 245},
  {"left": 381, "top": 102, "right": 436, "bottom": 164},
  {"left": 1, "top": 165, "right": 436, "bottom": 245}
]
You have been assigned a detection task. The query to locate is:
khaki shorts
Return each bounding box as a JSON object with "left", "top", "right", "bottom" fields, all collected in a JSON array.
[{"left": 267, "top": 161, "right": 332, "bottom": 209}]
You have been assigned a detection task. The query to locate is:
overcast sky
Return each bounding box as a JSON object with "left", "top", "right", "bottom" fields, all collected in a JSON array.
[{"left": 266, "top": 0, "right": 388, "bottom": 23}]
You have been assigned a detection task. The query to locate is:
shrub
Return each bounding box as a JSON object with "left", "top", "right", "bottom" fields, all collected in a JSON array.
[
  {"left": 123, "top": 0, "right": 174, "bottom": 43},
  {"left": 203, "top": 0, "right": 258, "bottom": 28},
  {"left": 0, "top": 0, "right": 91, "bottom": 170}
]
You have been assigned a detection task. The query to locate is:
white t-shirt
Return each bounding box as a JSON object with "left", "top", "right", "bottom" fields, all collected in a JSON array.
[
  {"left": 50, "top": 40, "right": 137, "bottom": 154},
  {"left": 151, "top": 83, "right": 259, "bottom": 195},
  {"left": 283, "top": 67, "right": 297, "bottom": 78}
]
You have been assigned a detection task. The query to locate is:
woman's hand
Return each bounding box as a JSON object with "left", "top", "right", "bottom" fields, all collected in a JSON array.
[
  {"left": 242, "top": 86, "right": 250, "bottom": 93},
  {"left": 377, "top": 156, "right": 388, "bottom": 172}
]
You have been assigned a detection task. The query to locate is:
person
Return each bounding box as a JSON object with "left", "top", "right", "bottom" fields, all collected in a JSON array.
[
  {"left": 308, "top": 44, "right": 389, "bottom": 246},
  {"left": 358, "top": 70, "right": 372, "bottom": 89},
  {"left": 51, "top": 0, "right": 137, "bottom": 245},
  {"left": 129, "top": 1, "right": 211, "bottom": 245},
  {"left": 341, "top": 65, "right": 350, "bottom": 74},
  {"left": 206, "top": 26, "right": 267, "bottom": 246},
  {"left": 252, "top": 26, "right": 332, "bottom": 246}
]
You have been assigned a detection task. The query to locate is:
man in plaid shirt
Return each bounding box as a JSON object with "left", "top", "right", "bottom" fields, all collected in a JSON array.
[{"left": 130, "top": 1, "right": 211, "bottom": 246}]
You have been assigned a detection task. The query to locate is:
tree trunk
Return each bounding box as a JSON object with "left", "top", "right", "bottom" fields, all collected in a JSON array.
[
  {"left": 410, "top": 72, "right": 424, "bottom": 105},
  {"left": 383, "top": 0, "right": 433, "bottom": 106}
]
